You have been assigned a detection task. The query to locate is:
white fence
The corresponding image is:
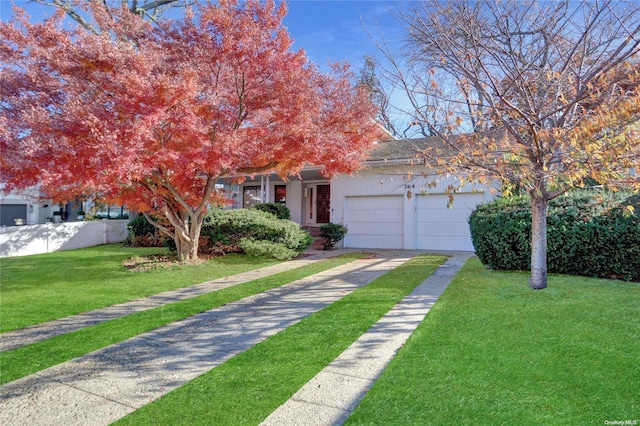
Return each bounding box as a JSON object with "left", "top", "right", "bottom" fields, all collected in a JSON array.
[{"left": 0, "top": 220, "right": 129, "bottom": 258}]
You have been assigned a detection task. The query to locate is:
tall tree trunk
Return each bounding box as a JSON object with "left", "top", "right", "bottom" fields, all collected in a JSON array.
[{"left": 529, "top": 195, "right": 548, "bottom": 289}]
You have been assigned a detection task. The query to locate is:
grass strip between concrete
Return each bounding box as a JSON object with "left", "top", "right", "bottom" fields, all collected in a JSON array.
[
  {"left": 114, "top": 254, "right": 447, "bottom": 426},
  {"left": 0, "top": 253, "right": 367, "bottom": 385}
]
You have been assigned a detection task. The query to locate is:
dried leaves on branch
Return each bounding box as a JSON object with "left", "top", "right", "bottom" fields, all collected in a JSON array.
[{"left": 384, "top": 0, "right": 639, "bottom": 288}]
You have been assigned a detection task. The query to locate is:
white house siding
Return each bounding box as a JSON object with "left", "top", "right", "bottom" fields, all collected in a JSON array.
[
  {"left": 288, "top": 181, "right": 303, "bottom": 224},
  {"left": 332, "top": 166, "right": 494, "bottom": 251}
]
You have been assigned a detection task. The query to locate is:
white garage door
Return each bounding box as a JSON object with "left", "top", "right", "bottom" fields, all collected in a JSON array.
[
  {"left": 416, "top": 193, "right": 485, "bottom": 251},
  {"left": 344, "top": 195, "right": 403, "bottom": 249}
]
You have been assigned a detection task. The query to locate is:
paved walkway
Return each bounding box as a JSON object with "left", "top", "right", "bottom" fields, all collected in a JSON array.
[
  {"left": 0, "top": 250, "right": 472, "bottom": 426},
  {"left": 1, "top": 249, "right": 346, "bottom": 353},
  {"left": 261, "top": 252, "right": 471, "bottom": 425}
]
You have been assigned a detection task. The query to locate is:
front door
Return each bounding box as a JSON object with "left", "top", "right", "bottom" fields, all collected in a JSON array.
[{"left": 316, "top": 184, "right": 330, "bottom": 223}]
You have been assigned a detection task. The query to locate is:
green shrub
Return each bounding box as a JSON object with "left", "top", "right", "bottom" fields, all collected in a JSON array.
[
  {"left": 469, "top": 190, "right": 640, "bottom": 281},
  {"left": 127, "top": 215, "right": 165, "bottom": 247},
  {"left": 127, "top": 215, "right": 156, "bottom": 236},
  {"left": 252, "top": 202, "right": 291, "bottom": 220},
  {"left": 319, "top": 223, "right": 348, "bottom": 250},
  {"left": 240, "top": 238, "right": 298, "bottom": 260},
  {"left": 202, "top": 208, "right": 312, "bottom": 259}
]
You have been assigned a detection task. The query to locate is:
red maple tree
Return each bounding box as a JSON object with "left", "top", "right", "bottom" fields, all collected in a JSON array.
[{"left": 0, "top": 0, "right": 382, "bottom": 260}]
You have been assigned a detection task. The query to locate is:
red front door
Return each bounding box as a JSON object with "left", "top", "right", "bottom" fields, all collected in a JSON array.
[{"left": 316, "top": 184, "right": 330, "bottom": 223}]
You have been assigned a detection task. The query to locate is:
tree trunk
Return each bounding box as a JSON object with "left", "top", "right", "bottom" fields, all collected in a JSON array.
[
  {"left": 174, "top": 233, "right": 199, "bottom": 261},
  {"left": 171, "top": 214, "right": 203, "bottom": 262},
  {"left": 529, "top": 195, "right": 548, "bottom": 290}
]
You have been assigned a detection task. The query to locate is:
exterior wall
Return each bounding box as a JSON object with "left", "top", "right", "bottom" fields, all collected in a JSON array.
[
  {"left": 0, "top": 220, "right": 129, "bottom": 258},
  {"left": 331, "top": 165, "right": 496, "bottom": 251},
  {"left": 230, "top": 177, "right": 330, "bottom": 226},
  {"left": 288, "top": 181, "right": 303, "bottom": 223},
  {"left": 0, "top": 186, "right": 114, "bottom": 225}
]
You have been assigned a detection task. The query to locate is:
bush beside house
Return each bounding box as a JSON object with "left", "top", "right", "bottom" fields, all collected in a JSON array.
[
  {"left": 128, "top": 208, "right": 312, "bottom": 260},
  {"left": 201, "top": 209, "right": 311, "bottom": 259},
  {"left": 127, "top": 215, "right": 166, "bottom": 247},
  {"left": 251, "top": 202, "right": 291, "bottom": 220},
  {"left": 469, "top": 190, "right": 640, "bottom": 281},
  {"left": 319, "top": 223, "right": 348, "bottom": 250}
]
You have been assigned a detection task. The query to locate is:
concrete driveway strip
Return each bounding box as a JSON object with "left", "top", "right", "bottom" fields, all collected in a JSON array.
[
  {"left": 0, "top": 253, "right": 412, "bottom": 426},
  {"left": 260, "top": 252, "right": 473, "bottom": 426},
  {"left": 1, "top": 250, "right": 344, "bottom": 353}
]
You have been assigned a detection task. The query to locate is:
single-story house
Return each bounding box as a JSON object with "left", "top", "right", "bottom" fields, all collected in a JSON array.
[
  {"left": 222, "top": 137, "right": 496, "bottom": 251},
  {"left": 3, "top": 137, "right": 495, "bottom": 251}
]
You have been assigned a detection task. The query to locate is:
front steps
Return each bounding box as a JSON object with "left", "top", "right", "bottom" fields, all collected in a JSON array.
[{"left": 303, "top": 226, "right": 325, "bottom": 250}]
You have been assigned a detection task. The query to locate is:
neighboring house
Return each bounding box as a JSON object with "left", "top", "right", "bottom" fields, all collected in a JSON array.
[
  {"left": 221, "top": 138, "right": 496, "bottom": 252},
  {"left": 0, "top": 185, "right": 126, "bottom": 226},
  {"left": 0, "top": 185, "right": 50, "bottom": 226}
]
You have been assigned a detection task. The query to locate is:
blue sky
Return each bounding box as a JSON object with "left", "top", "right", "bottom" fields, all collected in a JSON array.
[
  {"left": 283, "top": 1, "right": 403, "bottom": 69},
  {"left": 0, "top": 0, "right": 410, "bottom": 130},
  {"left": 0, "top": 0, "right": 405, "bottom": 72}
]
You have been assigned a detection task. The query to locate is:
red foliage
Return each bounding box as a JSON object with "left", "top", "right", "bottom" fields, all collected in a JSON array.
[{"left": 0, "top": 0, "right": 382, "bottom": 259}]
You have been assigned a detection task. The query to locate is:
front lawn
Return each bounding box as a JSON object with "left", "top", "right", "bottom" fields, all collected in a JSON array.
[
  {"left": 0, "top": 244, "right": 280, "bottom": 332},
  {"left": 0, "top": 252, "right": 367, "bottom": 384},
  {"left": 115, "top": 254, "right": 447, "bottom": 425},
  {"left": 346, "top": 258, "right": 640, "bottom": 425}
]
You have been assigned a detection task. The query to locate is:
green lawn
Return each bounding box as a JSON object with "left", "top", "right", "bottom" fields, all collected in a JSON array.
[
  {"left": 115, "top": 254, "right": 447, "bottom": 425},
  {"left": 0, "top": 251, "right": 367, "bottom": 384},
  {"left": 3, "top": 247, "right": 636, "bottom": 425},
  {"left": 345, "top": 258, "right": 640, "bottom": 425},
  {"left": 0, "top": 244, "right": 280, "bottom": 332}
]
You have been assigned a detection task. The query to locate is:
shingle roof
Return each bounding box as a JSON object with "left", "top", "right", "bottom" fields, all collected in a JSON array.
[{"left": 365, "top": 137, "right": 444, "bottom": 163}]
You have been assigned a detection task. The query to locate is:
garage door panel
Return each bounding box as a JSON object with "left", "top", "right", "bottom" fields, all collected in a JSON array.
[
  {"left": 0, "top": 204, "right": 27, "bottom": 227},
  {"left": 345, "top": 195, "right": 403, "bottom": 249},
  {"left": 417, "top": 223, "right": 471, "bottom": 237},
  {"left": 416, "top": 193, "right": 484, "bottom": 251},
  {"left": 347, "top": 222, "right": 403, "bottom": 235},
  {"left": 347, "top": 210, "right": 399, "bottom": 223},
  {"left": 418, "top": 209, "right": 468, "bottom": 223},
  {"left": 351, "top": 196, "right": 403, "bottom": 210},
  {"left": 344, "top": 234, "right": 404, "bottom": 249}
]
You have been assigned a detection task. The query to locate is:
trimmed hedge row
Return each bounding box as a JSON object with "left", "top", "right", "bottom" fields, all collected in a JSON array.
[{"left": 469, "top": 190, "right": 640, "bottom": 281}]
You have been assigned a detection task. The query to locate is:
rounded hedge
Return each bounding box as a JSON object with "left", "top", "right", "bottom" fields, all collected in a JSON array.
[
  {"left": 127, "top": 208, "right": 312, "bottom": 260},
  {"left": 252, "top": 202, "right": 291, "bottom": 220},
  {"left": 469, "top": 190, "right": 640, "bottom": 281},
  {"left": 201, "top": 208, "right": 312, "bottom": 259}
]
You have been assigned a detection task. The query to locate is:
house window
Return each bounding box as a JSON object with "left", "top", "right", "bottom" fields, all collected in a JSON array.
[
  {"left": 243, "top": 186, "right": 262, "bottom": 208},
  {"left": 94, "top": 204, "right": 129, "bottom": 219},
  {"left": 275, "top": 185, "right": 287, "bottom": 204}
]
